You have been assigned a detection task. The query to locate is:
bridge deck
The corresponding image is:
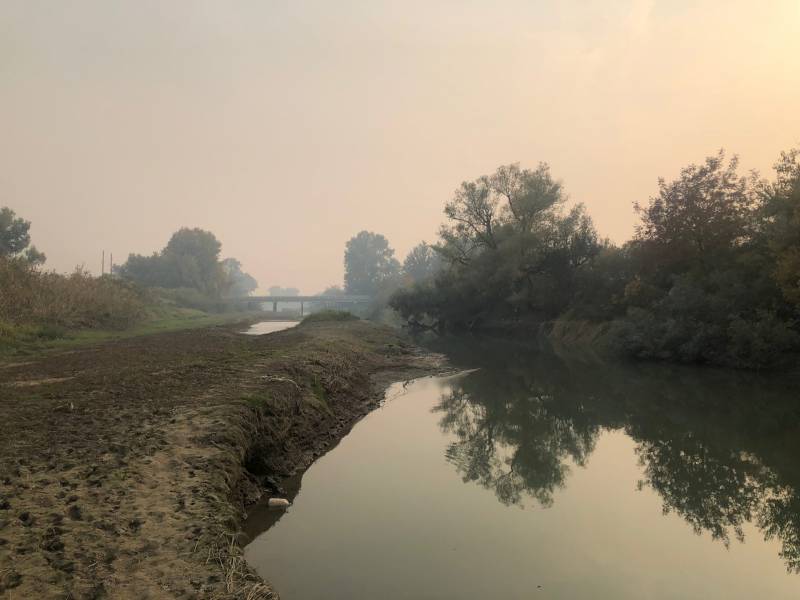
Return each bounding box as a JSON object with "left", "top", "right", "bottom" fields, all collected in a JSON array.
[{"left": 241, "top": 295, "right": 371, "bottom": 303}]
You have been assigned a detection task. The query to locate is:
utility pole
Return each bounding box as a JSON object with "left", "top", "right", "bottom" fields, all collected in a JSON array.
[
  {"left": 102, "top": 250, "right": 105, "bottom": 276},
  {"left": 109, "top": 253, "right": 113, "bottom": 277}
]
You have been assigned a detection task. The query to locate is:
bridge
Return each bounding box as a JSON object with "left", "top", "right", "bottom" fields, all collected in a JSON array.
[{"left": 236, "top": 295, "right": 372, "bottom": 316}]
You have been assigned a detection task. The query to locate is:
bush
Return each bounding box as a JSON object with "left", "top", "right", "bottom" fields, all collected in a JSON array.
[
  {"left": 609, "top": 304, "right": 800, "bottom": 368},
  {"left": 301, "top": 310, "right": 359, "bottom": 324},
  {"left": 725, "top": 311, "right": 800, "bottom": 369}
]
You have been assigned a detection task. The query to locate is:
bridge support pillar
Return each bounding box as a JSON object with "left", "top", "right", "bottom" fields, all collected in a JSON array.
[
  {"left": 273, "top": 301, "right": 278, "bottom": 313},
  {"left": 301, "top": 301, "right": 304, "bottom": 317}
]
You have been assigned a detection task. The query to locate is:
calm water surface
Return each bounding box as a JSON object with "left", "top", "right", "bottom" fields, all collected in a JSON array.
[
  {"left": 245, "top": 339, "right": 800, "bottom": 599},
  {"left": 241, "top": 320, "right": 299, "bottom": 335}
]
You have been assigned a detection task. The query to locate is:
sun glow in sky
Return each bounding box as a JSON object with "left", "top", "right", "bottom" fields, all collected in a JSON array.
[{"left": 2, "top": 1, "right": 799, "bottom": 292}]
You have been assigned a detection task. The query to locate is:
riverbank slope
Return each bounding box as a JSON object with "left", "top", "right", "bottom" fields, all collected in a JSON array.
[{"left": 0, "top": 319, "right": 441, "bottom": 598}]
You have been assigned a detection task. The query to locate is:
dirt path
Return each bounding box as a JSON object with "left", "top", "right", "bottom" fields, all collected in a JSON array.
[{"left": 0, "top": 320, "right": 441, "bottom": 599}]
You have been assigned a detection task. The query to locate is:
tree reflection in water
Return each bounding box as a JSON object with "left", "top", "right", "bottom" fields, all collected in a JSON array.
[{"left": 429, "top": 337, "right": 800, "bottom": 572}]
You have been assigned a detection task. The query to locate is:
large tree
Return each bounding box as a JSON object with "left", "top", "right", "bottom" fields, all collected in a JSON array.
[
  {"left": 392, "top": 163, "right": 600, "bottom": 328},
  {"left": 613, "top": 150, "right": 799, "bottom": 367},
  {"left": 221, "top": 258, "right": 258, "bottom": 298},
  {"left": 119, "top": 228, "right": 228, "bottom": 296},
  {"left": 490, "top": 162, "right": 564, "bottom": 234},
  {"left": 760, "top": 149, "right": 800, "bottom": 305},
  {"left": 403, "top": 242, "right": 442, "bottom": 283},
  {"left": 163, "top": 228, "right": 224, "bottom": 293},
  {"left": 344, "top": 231, "right": 400, "bottom": 296},
  {"left": 632, "top": 151, "right": 756, "bottom": 279},
  {"left": 0, "top": 207, "right": 46, "bottom": 265},
  {"left": 437, "top": 163, "right": 565, "bottom": 266}
]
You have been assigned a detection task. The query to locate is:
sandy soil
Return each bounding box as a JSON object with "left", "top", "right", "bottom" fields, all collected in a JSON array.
[{"left": 0, "top": 320, "right": 441, "bottom": 599}]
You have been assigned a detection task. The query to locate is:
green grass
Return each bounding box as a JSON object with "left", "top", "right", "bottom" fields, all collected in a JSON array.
[
  {"left": 240, "top": 390, "right": 273, "bottom": 410},
  {"left": 307, "top": 375, "right": 332, "bottom": 413},
  {"left": 310, "top": 376, "right": 327, "bottom": 403},
  {"left": 0, "top": 308, "right": 260, "bottom": 357}
]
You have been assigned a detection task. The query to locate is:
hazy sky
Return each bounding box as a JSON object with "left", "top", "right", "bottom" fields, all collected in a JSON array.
[{"left": 2, "top": 1, "right": 799, "bottom": 293}]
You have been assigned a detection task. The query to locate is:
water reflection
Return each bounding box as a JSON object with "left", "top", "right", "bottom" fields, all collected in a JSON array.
[
  {"left": 429, "top": 337, "right": 800, "bottom": 572},
  {"left": 241, "top": 320, "right": 299, "bottom": 335}
]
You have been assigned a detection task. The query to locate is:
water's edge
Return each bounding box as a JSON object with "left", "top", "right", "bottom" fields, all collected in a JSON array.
[{"left": 229, "top": 351, "right": 450, "bottom": 598}]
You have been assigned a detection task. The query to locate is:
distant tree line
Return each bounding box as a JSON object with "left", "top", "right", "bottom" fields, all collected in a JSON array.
[
  {"left": 386, "top": 149, "right": 800, "bottom": 369},
  {"left": 268, "top": 286, "right": 300, "bottom": 297},
  {"left": 339, "top": 229, "right": 441, "bottom": 320},
  {"left": 117, "top": 228, "right": 257, "bottom": 299},
  {"left": 342, "top": 234, "right": 440, "bottom": 295}
]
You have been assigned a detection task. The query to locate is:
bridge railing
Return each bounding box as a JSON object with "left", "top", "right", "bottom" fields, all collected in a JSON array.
[{"left": 233, "top": 294, "right": 372, "bottom": 316}]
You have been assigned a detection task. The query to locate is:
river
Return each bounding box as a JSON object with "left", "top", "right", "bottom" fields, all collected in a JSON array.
[
  {"left": 241, "top": 320, "right": 299, "bottom": 335},
  {"left": 244, "top": 337, "right": 800, "bottom": 599}
]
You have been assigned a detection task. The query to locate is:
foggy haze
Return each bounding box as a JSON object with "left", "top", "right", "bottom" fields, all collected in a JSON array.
[{"left": 2, "top": 0, "right": 799, "bottom": 293}]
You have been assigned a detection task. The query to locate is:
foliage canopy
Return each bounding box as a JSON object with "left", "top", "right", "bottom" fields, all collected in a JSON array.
[{"left": 390, "top": 151, "right": 800, "bottom": 369}]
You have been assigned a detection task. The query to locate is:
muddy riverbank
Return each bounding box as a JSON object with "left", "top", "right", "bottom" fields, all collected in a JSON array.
[{"left": 0, "top": 319, "right": 443, "bottom": 599}]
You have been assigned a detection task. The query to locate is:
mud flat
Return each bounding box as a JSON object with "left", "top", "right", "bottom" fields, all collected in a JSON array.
[{"left": 0, "top": 319, "right": 443, "bottom": 599}]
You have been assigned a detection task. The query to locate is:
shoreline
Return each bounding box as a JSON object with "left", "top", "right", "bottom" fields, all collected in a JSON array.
[{"left": 0, "top": 319, "right": 444, "bottom": 598}]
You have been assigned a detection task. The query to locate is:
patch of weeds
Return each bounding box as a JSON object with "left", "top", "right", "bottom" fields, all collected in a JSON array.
[
  {"left": 35, "top": 324, "right": 68, "bottom": 340},
  {"left": 240, "top": 391, "right": 272, "bottom": 410},
  {"left": 310, "top": 376, "right": 326, "bottom": 402},
  {"left": 0, "top": 320, "right": 18, "bottom": 339},
  {"left": 307, "top": 376, "right": 331, "bottom": 413}
]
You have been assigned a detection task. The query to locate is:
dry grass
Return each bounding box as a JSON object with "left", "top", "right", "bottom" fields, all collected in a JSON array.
[
  {"left": 206, "top": 534, "right": 277, "bottom": 599},
  {"left": 0, "top": 257, "right": 147, "bottom": 332}
]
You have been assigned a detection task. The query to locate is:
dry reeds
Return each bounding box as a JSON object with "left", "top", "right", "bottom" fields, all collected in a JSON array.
[
  {"left": 0, "top": 257, "right": 147, "bottom": 331},
  {"left": 206, "top": 533, "right": 277, "bottom": 600}
]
